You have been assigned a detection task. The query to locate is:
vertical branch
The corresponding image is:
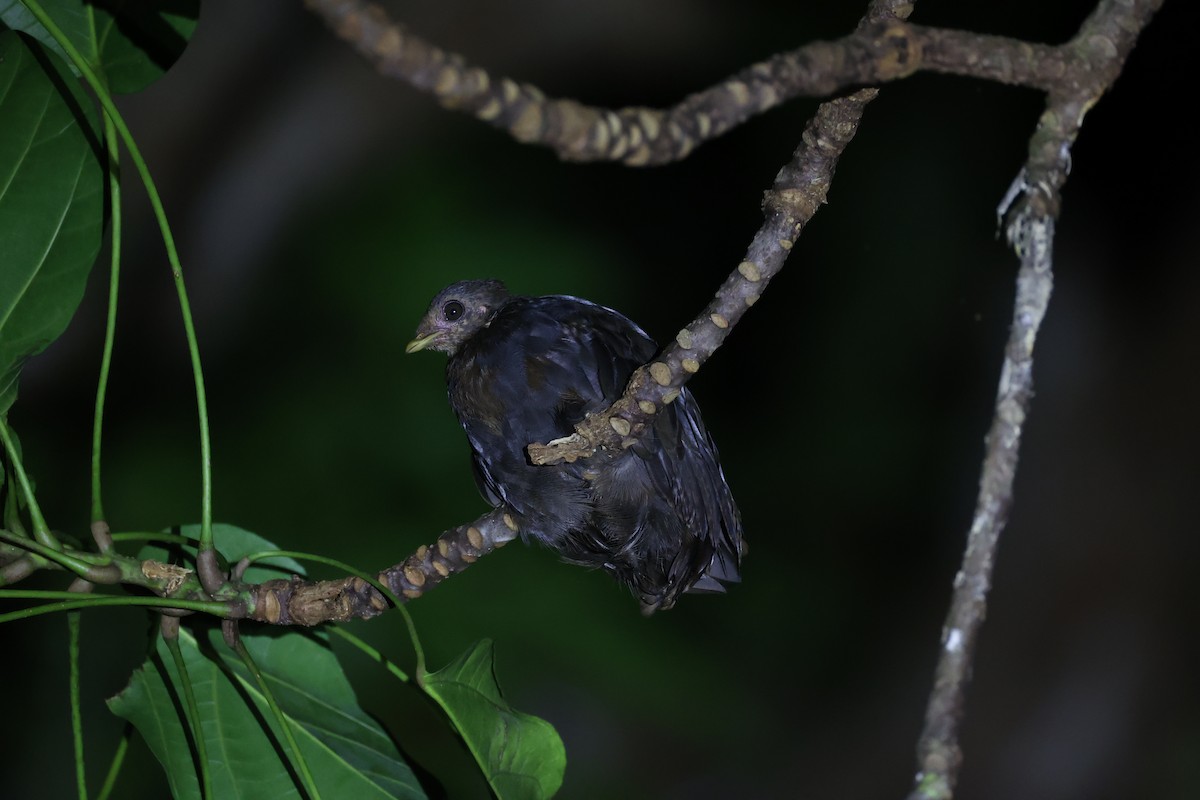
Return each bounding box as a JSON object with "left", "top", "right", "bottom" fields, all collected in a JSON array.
[
  {"left": 908, "top": 2, "right": 1163, "bottom": 797},
  {"left": 909, "top": 209, "right": 1054, "bottom": 800}
]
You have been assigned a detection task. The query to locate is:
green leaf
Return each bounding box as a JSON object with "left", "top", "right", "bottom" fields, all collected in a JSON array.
[
  {"left": 91, "top": 0, "right": 199, "bottom": 94},
  {"left": 0, "top": 30, "right": 103, "bottom": 413},
  {"left": 137, "top": 522, "right": 308, "bottom": 584},
  {"left": 109, "top": 625, "right": 428, "bottom": 800},
  {"left": 422, "top": 639, "right": 566, "bottom": 800},
  {"left": 0, "top": 0, "right": 197, "bottom": 93},
  {"left": 0, "top": 0, "right": 92, "bottom": 71}
]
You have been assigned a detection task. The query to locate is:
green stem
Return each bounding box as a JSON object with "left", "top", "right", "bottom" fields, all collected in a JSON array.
[
  {"left": 0, "top": 417, "right": 58, "bottom": 549},
  {"left": 232, "top": 637, "right": 322, "bottom": 800},
  {"left": 68, "top": 612, "right": 88, "bottom": 800},
  {"left": 95, "top": 724, "right": 131, "bottom": 800},
  {"left": 0, "top": 596, "right": 231, "bottom": 624},
  {"left": 1, "top": 532, "right": 228, "bottom": 596},
  {"left": 19, "top": 0, "right": 214, "bottom": 553},
  {"left": 399, "top": 605, "right": 425, "bottom": 678},
  {"left": 3, "top": 589, "right": 133, "bottom": 599},
  {"left": 162, "top": 629, "right": 212, "bottom": 800},
  {"left": 328, "top": 626, "right": 411, "bottom": 683},
  {"left": 91, "top": 109, "right": 122, "bottom": 531},
  {"left": 108, "top": 531, "right": 195, "bottom": 545},
  {"left": 3, "top": 465, "right": 28, "bottom": 536},
  {"left": 0, "top": 529, "right": 114, "bottom": 578}
]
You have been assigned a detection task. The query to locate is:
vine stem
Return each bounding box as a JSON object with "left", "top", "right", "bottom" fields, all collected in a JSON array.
[
  {"left": 0, "top": 416, "right": 57, "bottom": 549},
  {"left": 232, "top": 636, "right": 322, "bottom": 799},
  {"left": 94, "top": 724, "right": 131, "bottom": 800},
  {"left": 161, "top": 617, "right": 213, "bottom": 800},
  {"left": 0, "top": 595, "right": 232, "bottom": 624},
  {"left": 68, "top": 611, "right": 87, "bottom": 800},
  {"left": 18, "top": 0, "right": 215, "bottom": 558},
  {"left": 90, "top": 108, "right": 121, "bottom": 533}
]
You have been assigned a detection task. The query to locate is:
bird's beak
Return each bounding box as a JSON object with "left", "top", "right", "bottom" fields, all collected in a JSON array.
[{"left": 405, "top": 332, "right": 440, "bottom": 354}]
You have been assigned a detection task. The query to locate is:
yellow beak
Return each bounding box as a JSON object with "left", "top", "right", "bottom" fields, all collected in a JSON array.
[{"left": 405, "top": 332, "right": 440, "bottom": 354}]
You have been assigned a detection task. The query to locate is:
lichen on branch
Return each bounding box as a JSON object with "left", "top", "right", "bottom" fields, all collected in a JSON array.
[{"left": 243, "top": 508, "right": 519, "bottom": 626}]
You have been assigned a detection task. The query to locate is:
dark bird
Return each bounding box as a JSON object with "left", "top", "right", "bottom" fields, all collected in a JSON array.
[{"left": 407, "top": 279, "right": 743, "bottom": 613}]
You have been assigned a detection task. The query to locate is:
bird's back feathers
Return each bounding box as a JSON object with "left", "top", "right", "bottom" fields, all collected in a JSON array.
[{"left": 443, "top": 292, "right": 743, "bottom": 613}]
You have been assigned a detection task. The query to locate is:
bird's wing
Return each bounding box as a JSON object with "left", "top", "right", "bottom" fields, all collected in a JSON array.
[
  {"left": 483, "top": 295, "right": 656, "bottom": 436},
  {"left": 447, "top": 292, "right": 743, "bottom": 609},
  {"left": 527, "top": 298, "right": 743, "bottom": 599},
  {"left": 447, "top": 296, "right": 652, "bottom": 522},
  {"left": 637, "top": 387, "right": 743, "bottom": 586}
]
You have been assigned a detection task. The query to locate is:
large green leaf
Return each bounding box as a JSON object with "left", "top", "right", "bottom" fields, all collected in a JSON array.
[
  {"left": 422, "top": 640, "right": 566, "bottom": 800},
  {"left": 91, "top": 0, "right": 199, "bottom": 94},
  {"left": 0, "top": 30, "right": 103, "bottom": 413},
  {"left": 109, "top": 625, "right": 427, "bottom": 800},
  {"left": 0, "top": 0, "right": 197, "bottom": 93},
  {"left": 116, "top": 524, "right": 424, "bottom": 798},
  {"left": 0, "top": 0, "right": 92, "bottom": 70}
]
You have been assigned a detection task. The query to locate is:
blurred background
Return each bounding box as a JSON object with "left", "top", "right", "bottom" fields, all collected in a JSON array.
[{"left": 5, "top": 0, "right": 1198, "bottom": 797}]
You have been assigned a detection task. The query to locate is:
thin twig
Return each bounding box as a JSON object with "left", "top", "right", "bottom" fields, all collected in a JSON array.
[{"left": 908, "top": 2, "right": 1164, "bottom": 798}]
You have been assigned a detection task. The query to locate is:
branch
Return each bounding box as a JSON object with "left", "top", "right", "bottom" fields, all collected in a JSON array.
[
  {"left": 2, "top": 1, "right": 1157, "bottom": 641},
  {"left": 21, "top": 0, "right": 903, "bottom": 619},
  {"left": 3, "top": 509, "right": 518, "bottom": 627},
  {"left": 527, "top": 0, "right": 917, "bottom": 464},
  {"left": 304, "top": 0, "right": 1125, "bottom": 166},
  {"left": 242, "top": 508, "right": 518, "bottom": 626},
  {"left": 908, "top": 2, "right": 1163, "bottom": 798},
  {"left": 527, "top": 92, "right": 876, "bottom": 464},
  {"left": 5, "top": 0, "right": 1151, "bottom": 637}
]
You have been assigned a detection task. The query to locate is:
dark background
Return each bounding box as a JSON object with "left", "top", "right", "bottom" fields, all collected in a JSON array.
[{"left": 6, "top": 1, "right": 1198, "bottom": 797}]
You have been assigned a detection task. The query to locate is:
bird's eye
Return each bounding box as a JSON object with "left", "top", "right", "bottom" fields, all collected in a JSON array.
[{"left": 442, "top": 300, "right": 465, "bottom": 321}]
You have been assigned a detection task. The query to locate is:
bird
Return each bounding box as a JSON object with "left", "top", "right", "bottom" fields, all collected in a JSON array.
[{"left": 406, "top": 279, "right": 743, "bottom": 613}]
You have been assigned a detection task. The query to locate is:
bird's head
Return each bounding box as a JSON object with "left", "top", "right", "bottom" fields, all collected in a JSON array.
[{"left": 405, "top": 279, "right": 511, "bottom": 356}]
